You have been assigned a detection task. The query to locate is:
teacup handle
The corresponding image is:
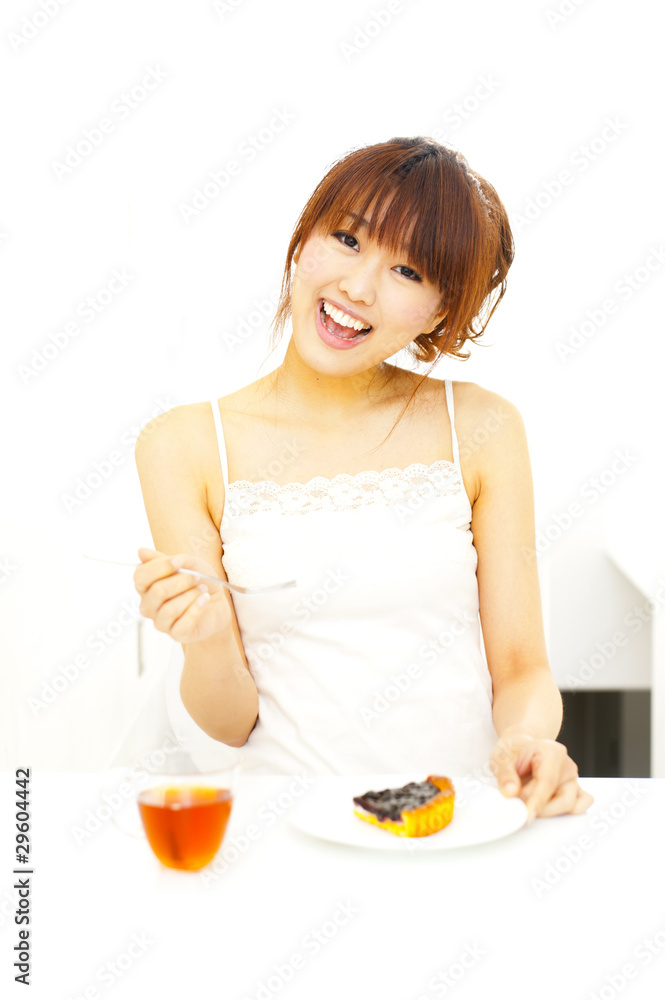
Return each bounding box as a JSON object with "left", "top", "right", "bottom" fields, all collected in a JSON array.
[{"left": 97, "top": 768, "right": 147, "bottom": 840}]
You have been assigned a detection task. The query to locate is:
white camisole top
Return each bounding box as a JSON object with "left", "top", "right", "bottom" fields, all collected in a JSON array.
[{"left": 209, "top": 378, "right": 497, "bottom": 777}]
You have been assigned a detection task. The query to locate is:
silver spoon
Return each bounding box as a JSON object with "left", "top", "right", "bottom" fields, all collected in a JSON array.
[{"left": 82, "top": 554, "right": 297, "bottom": 595}]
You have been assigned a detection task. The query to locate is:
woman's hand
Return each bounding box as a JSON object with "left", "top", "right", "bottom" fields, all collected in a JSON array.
[
  {"left": 489, "top": 730, "right": 595, "bottom": 824},
  {"left": 133, "top": 547, "right": 232, "bottom": 644}
]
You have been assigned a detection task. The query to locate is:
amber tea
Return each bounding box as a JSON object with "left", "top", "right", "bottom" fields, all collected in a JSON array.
[{"left": 137, "top": 785, "right": 233, "bottom": 871}]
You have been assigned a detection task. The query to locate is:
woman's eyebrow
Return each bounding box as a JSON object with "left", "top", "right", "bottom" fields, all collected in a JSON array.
[
  {"left": 344, "top": 211, "right": 370, "bottom": 229},
  {"left": 339, "top": 211, "right": 417, "bottom": 264}
]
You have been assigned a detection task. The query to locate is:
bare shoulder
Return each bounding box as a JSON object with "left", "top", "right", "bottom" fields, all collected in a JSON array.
[
  {"left": 445, "top": 380, "right": 528, "bottom": 501},
  {"left": 138, "top": 385, "right": 266, "bottom": 529},
  {"left": 134, "top": 400, "right": 226, "bottom": 514},
  {"left": 135, "top": 400, "right": 216, "bottom": 462},
  {"left": 136, "top": 381, "right": 264, "bottom": 462},
  {"left": 136, "top": 380, "right": 261, "bottom": 447},
  {"left": 449, "top": 379, "right": 523, "bottom": 433}
]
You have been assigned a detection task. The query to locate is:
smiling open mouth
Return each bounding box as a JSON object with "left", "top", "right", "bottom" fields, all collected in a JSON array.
[{"left": 319, "top": 299, "right": 373, "bottom": 341}]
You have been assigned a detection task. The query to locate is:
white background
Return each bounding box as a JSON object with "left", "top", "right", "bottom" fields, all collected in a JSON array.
[{"left": 1, "top": 0, "right": 664, "bottom": 770}]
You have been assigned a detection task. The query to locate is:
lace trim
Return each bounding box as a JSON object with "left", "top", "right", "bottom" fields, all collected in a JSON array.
[{"left": 223, "top": 459, "right": 462, "bottom": 517}]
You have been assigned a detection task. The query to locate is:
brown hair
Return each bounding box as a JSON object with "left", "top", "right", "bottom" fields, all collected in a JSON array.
[{"left": 263, "top": 136, "right": 514, "bottom": 435}]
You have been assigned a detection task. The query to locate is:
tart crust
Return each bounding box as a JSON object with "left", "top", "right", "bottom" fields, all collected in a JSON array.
[{"left": 353, "top": 776, "right": 455, "bottom": 837}]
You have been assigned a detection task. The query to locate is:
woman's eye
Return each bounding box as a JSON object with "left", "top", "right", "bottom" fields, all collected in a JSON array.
[
  {"left": 396, "top": 266, "right": 422, "bottom": 282},
  {"left": 331, "top": 231, "right": 422, "bottom": 281},
  {"left": 332, "top": 230, "right": 358, "bottom": 249}
]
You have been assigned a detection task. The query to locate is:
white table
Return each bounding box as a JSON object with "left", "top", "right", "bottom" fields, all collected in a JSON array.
[{"left": 2, "top": 773, "right": 664, "bottom": 1000}]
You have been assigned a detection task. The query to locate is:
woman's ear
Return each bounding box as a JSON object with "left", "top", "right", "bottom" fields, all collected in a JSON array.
[
  {"left": 293, "top": 244, "right": 301, "bottom": 266},
  {"left": 425, "top": 306, "right": 447, "bottom": 335}
]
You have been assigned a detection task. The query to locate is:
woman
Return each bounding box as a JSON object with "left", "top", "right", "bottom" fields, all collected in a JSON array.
[{"left": 133, "top": 136, "right": 593, "bottom": 823}]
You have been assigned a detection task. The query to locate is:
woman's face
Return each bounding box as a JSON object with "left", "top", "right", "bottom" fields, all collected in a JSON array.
[{"left": 289, "top": 209, "right": 446, "bottom": 376}]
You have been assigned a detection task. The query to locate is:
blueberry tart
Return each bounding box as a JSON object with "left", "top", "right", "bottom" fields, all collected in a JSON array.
[{"left": 353, "top": 776, "right": 455, "bottom": 837}]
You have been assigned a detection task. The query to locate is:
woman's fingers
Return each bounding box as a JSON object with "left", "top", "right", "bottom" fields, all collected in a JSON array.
[
  {"left": 169, "top": 592, "right": 213, "bottom": 642},
  {"left": 522, "top": 759, "right": 562, "bottom": 822},
  {"left": 134, "top": 548, "right": 207, "bottom": 634},
  {"left": 138, "top": 569, "right": 203, "bottom": 618},
  {"left": 529, "top": 777, "right": 580, "bottom": 818},
  {"left": 152, "top": 585, "right": 209, "bottom": 635},
  {"left": 134, "top": 550, "right": 214, "bottom": 609},
  {"left": 133, "top": 549, "right": 178, "bottom": 594},
  {"left": 170, "top": 553, "right": 227, "bottom": 594},
  {"left": 511, "top": 742, "right": 577, "bottom": 821},
  {"left": 137, "top": 547, "right": 157, "bottom": 563},
  {"left": 518, "top": 774, "right": 594, "bottom": 819},
  {"left": 490, "top": 736, "right": 593, "bottom": 821},
  {"left": 489, "top": 732, "right": 534, "bottom": 794},
  {"left": 135, "top": 549, "right": 225, "bottom": 596},
  {"left": 491, "top": 755, "right": 522, "bottom": 795},
  {"left": 571, "top": 788, "right": 595, "bottom": 814},
  {"left": 529, "top": 780, "right": 595, "bottom": 818},
  {"left": 133, "top": 547, "right": 230, "bottom": 643}
]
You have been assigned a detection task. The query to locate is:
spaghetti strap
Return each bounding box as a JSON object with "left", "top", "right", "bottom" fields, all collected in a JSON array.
[
  {"left": 444, "top": 379, "right": 461, "bottom": 470},
  {"left": 203, "top": 376, "right": 495, "bottom": 776},
  {"left": 209, "top": 399, "right": 229, "bottom": 490}
]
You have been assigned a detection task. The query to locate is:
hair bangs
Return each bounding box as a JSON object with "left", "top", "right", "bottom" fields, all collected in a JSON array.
[
  {"left": 302, "top": 152, "right": 452, "bottom": 293},
  {"left": 267, "top": 136, "right": 514, "bottom": 374}
]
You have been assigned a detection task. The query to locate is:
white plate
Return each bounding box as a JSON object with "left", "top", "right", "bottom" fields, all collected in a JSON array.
[{"left": 288, "top": 774, "right": 528, "bottom": 851}]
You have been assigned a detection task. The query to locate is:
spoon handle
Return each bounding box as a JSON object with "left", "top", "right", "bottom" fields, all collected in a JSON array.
[{"left": 81, "top": 554, "right": 296, "bottom": 595}]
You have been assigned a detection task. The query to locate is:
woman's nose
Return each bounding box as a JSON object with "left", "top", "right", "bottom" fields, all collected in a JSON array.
[{"left": 337, "top": 258, "right": 379, "bottom": 305}]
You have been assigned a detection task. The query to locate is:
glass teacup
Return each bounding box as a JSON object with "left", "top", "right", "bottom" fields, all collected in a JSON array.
[{"left": 105, "top": 747, "right": 242, "bottom": 871}]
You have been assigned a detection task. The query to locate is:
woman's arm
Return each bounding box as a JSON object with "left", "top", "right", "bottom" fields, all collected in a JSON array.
[
  {"left": 458, "top": 383, "right": 592, "bottom": 819},
  {"left": 135, "top": 404, "right": 258, "bottom": 747},
  {"left": 491, "top": 667, "right": 562, "bottom": 742},
  {"left": 461, "top": 384, "right": 561, "bottom": 738}
]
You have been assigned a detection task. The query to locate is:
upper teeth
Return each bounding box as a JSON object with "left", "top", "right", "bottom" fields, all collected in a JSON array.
[{"left": 322, "top": 300, "right": 371, "bottom": 332}]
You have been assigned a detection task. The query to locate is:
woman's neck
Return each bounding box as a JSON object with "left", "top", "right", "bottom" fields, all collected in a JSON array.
[{"left": 261, "top": 340, "right": 411, "bottom": 428}]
